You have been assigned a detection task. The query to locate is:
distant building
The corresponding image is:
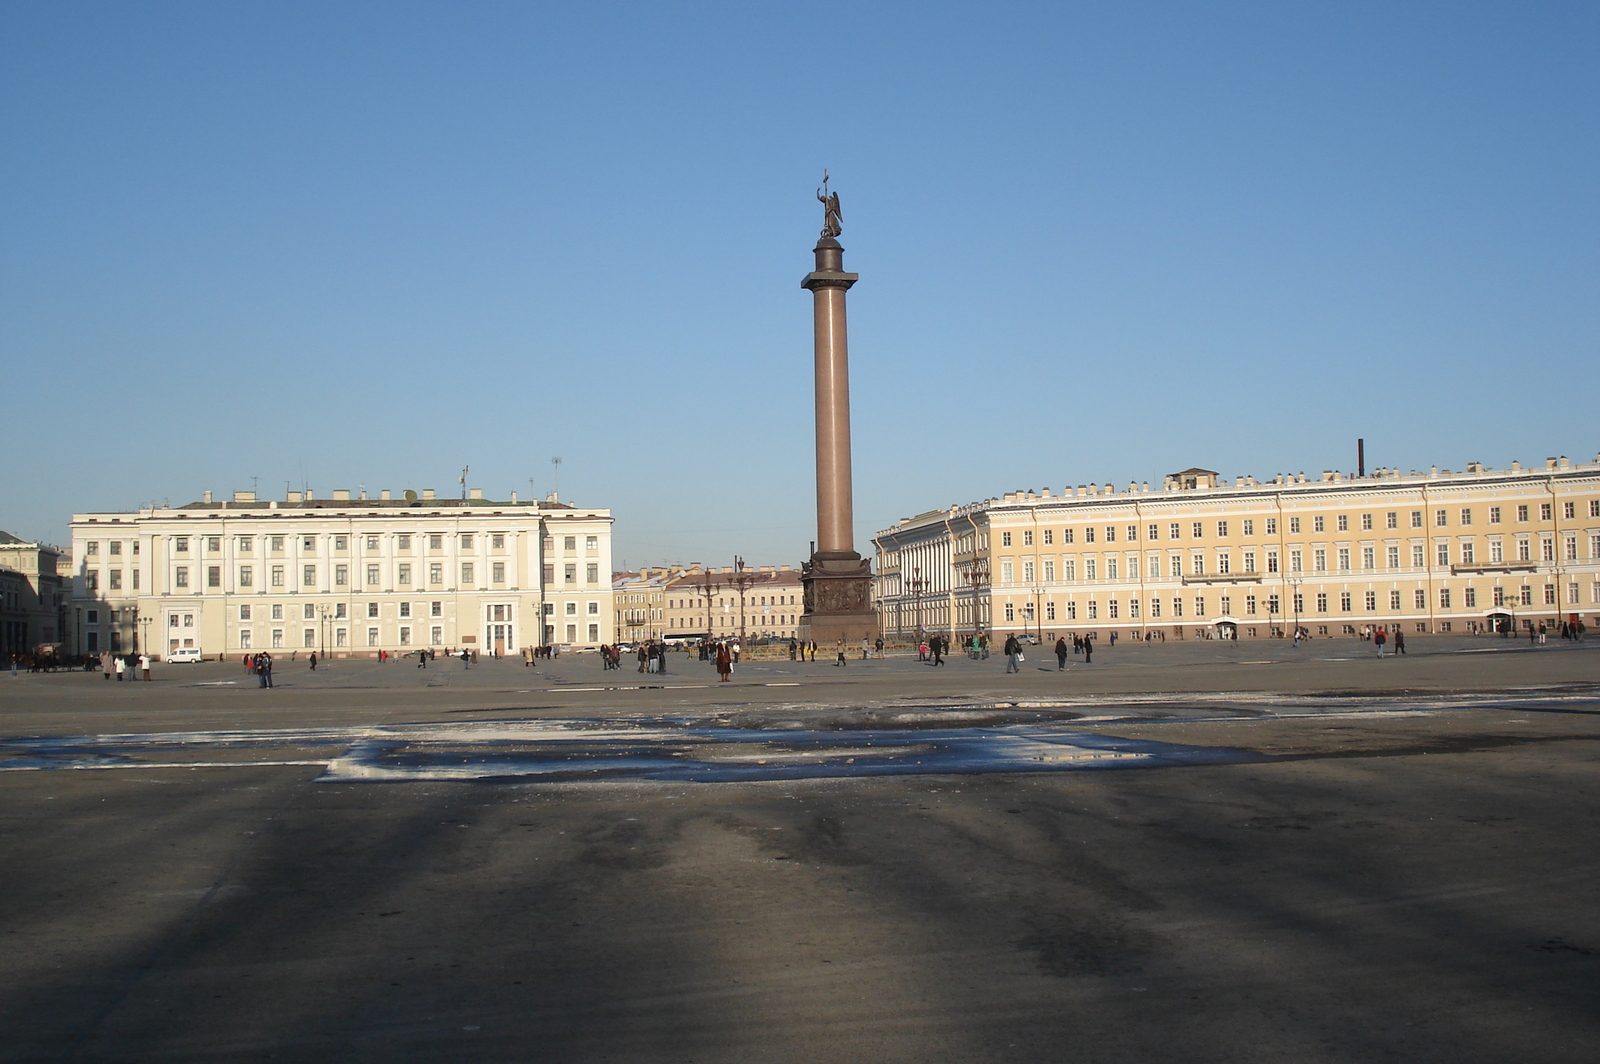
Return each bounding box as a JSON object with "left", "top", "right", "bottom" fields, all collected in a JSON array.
[
  {"left": 0, "top": 531, "right": 69, "bottom": 657},
  {"left": 874, "top": 454, "right": 1600, "bottom": 641},
  {"left": 69, "top": 486, "right": 614, "bottom": 660},
  {"left": 655, "top": 564, "right": 804, "bottom": 642},
  {"left": 612, "top": 566, "right": 682, "bottom": 643}
]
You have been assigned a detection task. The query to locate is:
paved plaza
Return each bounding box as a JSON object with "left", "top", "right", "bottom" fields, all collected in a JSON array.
[{"left": 2, "top": 637, "right": 1598, "bottom": 1062}]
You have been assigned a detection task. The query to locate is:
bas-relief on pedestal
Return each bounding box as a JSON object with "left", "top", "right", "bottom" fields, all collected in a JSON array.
[{"left": 798, "top": 173, "right": 879, "bottom": 645}]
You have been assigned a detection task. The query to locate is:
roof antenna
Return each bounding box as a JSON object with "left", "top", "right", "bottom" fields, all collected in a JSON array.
[
  {"left": 1357, "top": 439, "right": 1365, "bottom": 478},
  {"left": 459, "top": 464, "right": 470, "bottom": 500},
  {"left": 551, "top": 456, "right": 562, "bottom": 501}
]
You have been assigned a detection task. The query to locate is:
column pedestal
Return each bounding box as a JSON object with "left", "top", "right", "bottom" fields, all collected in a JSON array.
[{"left": 799, "top": 551, "right": 877, "bottom": 646}]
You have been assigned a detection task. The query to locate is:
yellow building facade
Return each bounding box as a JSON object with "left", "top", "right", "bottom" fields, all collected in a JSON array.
[{"left": 874, "top": 455, "right": 1600, "bottom": 641}]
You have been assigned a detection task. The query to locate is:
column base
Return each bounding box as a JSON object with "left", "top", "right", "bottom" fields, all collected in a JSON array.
[{"left": 799, "top": 552, "right": 878, "bottom": 646}]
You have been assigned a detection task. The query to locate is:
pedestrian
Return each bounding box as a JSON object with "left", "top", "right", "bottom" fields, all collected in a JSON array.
[
  {"left": 310, "top": 651, "right": 318, "bottom": 671},
  {"left": 1055, "top": 637, "right": 1069, "bottom": 670},
  {"left": 416, "top": 649, "right": 425, "bottom": 668},
  {"left": 1083, "top": 637, "right": 1093, "bottom": 664},
  {"left": 860, "top": 638, "right": 870, "bottom": 660},
  {"left": 101, "top": 651, "right": 112, "bottom": 680},
  {"left": 460, "top": 648, "right": 470, "bottom": 669},
  {"left": 1004, "top": 633, "right": 1022, "bottom": 673},
  {"left": 139, "top": 653, "right": 151, "bottom": 681},
  {"left": 1393, "top": 629, "right": 1406, "bottom": 655},
  {"left": 788, "top": 639, "right": 797, "bottom": 661},
  {"left": 114, "top": 655, "right": 126, "bottom": 681},
  {"left": 638, "top": 644, "right": 649, "bottom": 673},
  {"left": 715, "top": 642, "right": 733, "bottom": 682},
  {"left": 835, "top": 637, "right": 847, "bottom": 666},
  {"left": 1375, "top": 628, "right": 1387, "bottom": 656},
  {"left": 931, "top": 634, "right": 945, "bottom": 666}
]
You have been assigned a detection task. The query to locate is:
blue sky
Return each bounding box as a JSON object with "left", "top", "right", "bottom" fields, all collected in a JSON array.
[{"left": 3, "top": 2, "right": 1596, "bottom": 567}]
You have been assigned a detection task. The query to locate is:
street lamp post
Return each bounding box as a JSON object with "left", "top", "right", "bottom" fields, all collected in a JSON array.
[
  {"left": 905, "top": 566, "right": 930, "bottom": 641},
  {"left": 1032, "top": 585, "right": 1045, "bottom": 646},
  {"left": 962, "top": 559, "right": 990, "bottom": 644},
  {"left": 730, "top": 556, "right": 759, "bottom": 652},
  {"left": 690, "top": 568, "right": 723, "bottom": 645},
  {"left": 1287, "top": 576, "right": 1303, "bottom": 642}
]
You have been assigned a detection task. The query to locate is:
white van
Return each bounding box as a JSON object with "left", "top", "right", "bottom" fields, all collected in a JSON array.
[{"left": 166, "top": 647, "right": 204, "bottom": 664}]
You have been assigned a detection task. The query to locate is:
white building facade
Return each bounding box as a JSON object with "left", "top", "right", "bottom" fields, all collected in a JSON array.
[{"left": 71, "top": 488, "right": 614, "bottom": 659}]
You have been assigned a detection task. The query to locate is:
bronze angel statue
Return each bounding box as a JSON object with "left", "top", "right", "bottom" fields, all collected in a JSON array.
[{"left": 817, "top": 171, "right": 842, "bottom": 238}]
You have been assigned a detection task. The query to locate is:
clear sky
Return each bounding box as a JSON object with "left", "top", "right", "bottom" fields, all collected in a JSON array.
[{"left": 3, "top": 2, "right": 1596, "bottom": 568}]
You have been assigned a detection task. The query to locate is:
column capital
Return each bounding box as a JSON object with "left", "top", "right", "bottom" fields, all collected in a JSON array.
[{"left": 801, "top": 271, "right": 858, "bottom": 291}]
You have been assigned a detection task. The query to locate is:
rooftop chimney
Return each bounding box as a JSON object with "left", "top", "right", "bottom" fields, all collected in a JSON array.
[{"left": 202, "top": 490, "right": 213, "bottom": 504}]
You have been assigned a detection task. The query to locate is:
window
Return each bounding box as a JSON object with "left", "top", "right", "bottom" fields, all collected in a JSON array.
[
  {"left": 586, "top": 535, "right": 598, "bottom": 551},
  {"left": 566, "top": 601, "right": 578, "bottom": 616},
  {"left": 109, "top": 540, "right": 122, "bottom": 556},
  {"left": 367, "top": 536, "right": 379, "bottom": 550},
  {"left": 334, "top": 536, "right": 348, "bottom": 551},
  {"left": 1361, "top": 547, "right": 1374, "bottom": 569},
  {"left": 172, "top": 567, "right": 185, "bottom": 588},
  {"left": 1043, "top": 560, "right": 1055, "bottom": 582},
  {"left": 1043, "top": 529, "right": 1054, "bottom": 545},
  {"left": 239, "top": 606, "right": 252, "bottom": 622},
  {"left": 237, "top": 536, "right": 254, "bottom": 552},
  {"left": 1415, "top": 589, "right": 1427, "bottom": 609},
  {"left": 1169, "top": 523, "right": 1180, "bottom": 539},
  {"left": 1459, "top": 508, "right": 1472, "bottom": 526},
  {"left": 334, "top": 603, "right": 347, "bottom": 619},
  {"left": 1591, "top": 500, "right": 1600, "bottom": 518},
  {"left": 1022, "top": 560, "right": 1035, "bottom": 583},
  {"left": 207, "top": 566, "right": 221, "bottom": 588},
  {"left": 1489, "top": 540, "right": 1503, "bottom": 563},
  {"left": 1085, "top": 558, "right": 1097, "bottom": 580},
  {"left": 1360, "top": 514, "right": 1372, "bottom": 531},
  {"left": 104, "top": 569, "right": 121, "bottom": 590},
  {"left": 1195, "top": 596, "right": 1206, "bottom": 617},
  {"left": 1293, "top": 593, "right": 1303, "bottom": 614},
  {"left": 564, "top": 563, "right": 577, "bottom": 584},
  {"left": 398, "top": 563, "right": 412, "bottom": 585},
  {"left": 1167, "top": 556, "right": 1179, "bottom": 577},
  {"left": 304, "top": 604, "right": 316, "bottom": 619},
  {"left": 429, "top": 563, "right": 443, "bottom": 584},
  {"left": 1106, "top": 557, "right": 1118, "bottom": 580},
  {"left": 1290, "top": 549, "right": 1301, "bottom": 572},
  {"left": 492, "top": 562, "right": 505, "bottom": 583},
  {"left": 1217, "top": 554, "right": 1230, "bottom": 575},
  {"left": 1245, "top": 595, "right": 1256, "bottom": 615},
  {"left": 492, "top": 533, "right": 505, "bottom": 549},
  {"left": 1464, "top": 587, "right": 1477, "bottom": 608},
  {"left": 367, "top": 602, "right": 379, "bottom": 618},
  {"left": 1365, "top": 591, "right": 1376, "bottom": 611},
  {"left": 1192, "top": 522, "right": 1203, "bottom": 539},
  {"left": 238, "top": 565, "right": 253, "bottom": 587},
  {"left": 429, "top": 534, "right": 444, "bottom": 550},
  {"left": 1519, "top": 585, "right": 1532, "bottom": 606},
  {"left": 1189, "top": 554, "right": 1202, "bottom": 576},
  {"left": 586, "top": 563, "right": 599, "bottom": 583},
  {"left": 542, "top": 564, "right": 554, "bottom": 584},
  {"left": 460, "top": 562, "right": 476, "bottom": 584},
  {"left": 1064, "top": 560, "right": 1077, "bottom": 580},
  {"left": 1243, "top": 519, "right": 1255, "bottom": 536},
  {"left": 1314, "top": 549, "right": 1326, "bottom": 572},
  {"left": 1410, "top": 511, "right": 1423, "bottom": 529},
  {"left": 368, "top": 628, "right": 379, "bottom": 646},
  {"left": 271, "top": 629, "right": 283, "bottom": 648},
  {"left": 1385, "top": 512, "right": 1397, "bottom": 530},
  {"left": 367, "top": 564, "right": 380, "bottom": 585},
  {"left": 1439, "top": 588, "right": 1452, "bottom": 609},
  {"left": 1022, "top": 530, "right": 1033, "bottom": 546},
  {"left": 399, "top": 627, "right": 411, "bottom": 645},
  {"left": 1147, "top": 525, "right": 1158, "bottom": 541},
  {"left": 1461, "top": 542, "right": 1474, "bottom": 564},
  {"left": 1001, "top": 561, "right": 1014, "bottom": 584},
  {"left": 1213, "top": 521, "right": 1226, "bottom": 538},
  {"left": 335, "top": 628, "right": 347, "bottom": 648},
  {"left": 1517, "top": 538, "right": 1531, "bottom": 561},
  {"left": 432, "top": 626, "right": 444, "bottom": 644},
  {"left": 1289, "top": 517, "right": 1301, "bottom": 534},
  {"left": 1516, "top": 505, "right": 1528, "bottom": 522},
  {"left": 303, "top": 564, "right": 316, "bottom": 586},
  {"left": 239, "top": 630, "right": 252, "bottom": 649},
  {"left": 1540, "top": 503, "right": 1552, "bottom": 521},
  {"left": 1340, "top": 592, "right": 1352, "bottom": 612},
  {"left": 1315, "top": 593, "right": 1327, "bottom": 613},
  {"left": 1171, "top": 598, "right": 1182, "bottom": 617},
  {"left": 1084, "top": 527, "right": 1095, "bottom": 543},
  {"left": 86, "top": 542, "right": 99, "bottom": 556},
  {"left": 1087, "top": 602, "right": 1098, "bottom": 620},
  {"left": 1541, "top": 537, "right": 1554, "bottom": 562},
  {"left": 1563, "top": 501, "right": 1575, "bottom": 520},
  {"left": 461, "top": 534, "right": 474, "bottom": 550},
  {"left": 271, "top": 604, "right": 283, "bottom": 621},
  {"left": 1001, "top": 532, "right": 1011, "bottom": 547},
  {"left": 398, "top": 601, "right": 411, "bottom": 618},
  {"left": 1108, "top": 600, "right": 1119, "bottom": 619},
  {"left": 431, "top": 601, "right": 442, "bottom": 617},
  {"left": 1337, "top": 515, "right": 1349, "bottom": 532},
  {"left": 334, "top": 564, "right": 348, "bottom": 586},
  {"left": 1566, "top": 535, "right": 1578, "bottom": 561},
  {"left": 397, "top": 534, "right": 411, "bottom": 550},
  {"left": 1337, "top": 548, "right": 1350, "bottom": 571},
  {"left": 302, "top": 536, "right": 316, "bottom": 550},
  {"left": 1313, "top": 516, "right": 1325, "bottom": 533},
  {"left": 271, "top": 565, "right": 284, "bottom": 587},
  {"left": 1412, "top": 545, "right": 1425, "bottom": 567},
  {"left": 588, "top": 623, "right": 599, "bottom": 642},
  {"left": 1435, "top": 543, "right": 1449, "bottom": 566},
  {"left": 303, "top": 628, "right": 316, "bottom": 647},
  {"left": 175, "top": 537, "right": 189, "bottom": 552},
  {"left": 1387, "top": 546, "right": 1399, "bottom": 568},
  {"left": 588, "top": 601, "right": 600, "bottom": 615},
  {"left": 1265, "top": 518, "right": 1277, "bottom": 535},
  {"left": 1127, "top": 525, "right": 1137, "bottom": 542}
]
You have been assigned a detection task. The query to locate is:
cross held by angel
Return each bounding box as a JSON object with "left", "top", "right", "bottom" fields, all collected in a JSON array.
[{"left": 817, "top": 171, "right": 842, "bottom": 238}]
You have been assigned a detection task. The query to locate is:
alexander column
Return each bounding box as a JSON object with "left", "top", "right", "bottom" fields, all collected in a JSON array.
[{"left": 799, "top": 173, "right": 878, "bottom": 646}]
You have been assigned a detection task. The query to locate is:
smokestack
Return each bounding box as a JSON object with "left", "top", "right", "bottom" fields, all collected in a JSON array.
[{"left": 1357, "top": 439, "right": 1365, "bottom": 478}]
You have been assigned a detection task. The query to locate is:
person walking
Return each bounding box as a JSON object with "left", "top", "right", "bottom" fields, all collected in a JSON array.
[
  {"left": 835, "top": 637, "right": 847, "bottom": 667},
  {"left": 309, "top": 651, "right": 318, "bottom": 671},
  {"left": 930, "top": 634, "right": 945, "bottom": 666},
  {"left": 1375, "top": 628, "right": 1387, "bottom": 656},
  {"left": 1004, "top": 633, "right": 1022, "bottom": 674},
  {"left": 1055, "top": 637, "right": 1069, "bottom": 670},
  {"left": 138, "top": 653, "right": 151, "bottom": 681},
  {"left": 1083, "top": 636, "right": 1093, "bottom": 664},
  {"left": 875, "top": 637, "right": 884, "bottom": 658},
  {"left": 101, "top": 651, "right": 112, "bottom": 680},
  {"left": 114, "top": 655, "right": 126, "bottom": 681},
  {"left": 860, "top": 638, "right": 870, "bottom": 660},
  {"left": 1393, "top": 629, "right": 1406, "bottom": 655},
  {"left": 259, "top": 652, "right": 274, "bottom": 688},
  {"left": 715, "top": 642, "right": 733, "bottom": 682}
]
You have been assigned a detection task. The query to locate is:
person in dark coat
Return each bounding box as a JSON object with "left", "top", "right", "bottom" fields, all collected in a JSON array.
[
  {"left": 1055, "top": 637, "right": 1069, "bottom": 670},
  {"left": 1004, "top": 633, "right": 1022, "bottom": 673},
  {"left": 715, "top": 642, "right": 733, "bottom": 682}
]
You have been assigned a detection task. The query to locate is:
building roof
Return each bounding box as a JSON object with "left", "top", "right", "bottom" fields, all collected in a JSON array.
[
  {"left": 1169, "top": 467, "right": 1219, "bottom": 477},
  {"left": 0, "top": 530, "right": 28, "bottom": 544}
]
